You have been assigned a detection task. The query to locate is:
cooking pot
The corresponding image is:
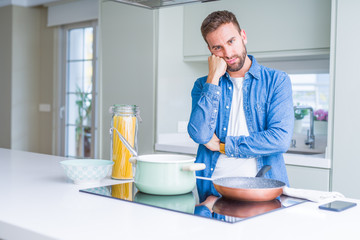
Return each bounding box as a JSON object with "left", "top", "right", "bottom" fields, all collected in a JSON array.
[
  {"left": 212, "top": 165, "right": 286, "bottom": 202},
  {"left": 129, "top": 154, "right": 205, "bottom": 195},
  {"left": 134, "top": 191, "right": 195, "bottom": 213}
]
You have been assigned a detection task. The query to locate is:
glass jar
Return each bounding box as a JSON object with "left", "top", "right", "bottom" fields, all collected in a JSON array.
[{"left": 110, "top": 104, "right": 140, "bottom": 179}]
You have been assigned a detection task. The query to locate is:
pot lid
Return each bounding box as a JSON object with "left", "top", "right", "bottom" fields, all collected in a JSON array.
[{"left": 136, "top": 154, "right": 195, "bottom": 163}]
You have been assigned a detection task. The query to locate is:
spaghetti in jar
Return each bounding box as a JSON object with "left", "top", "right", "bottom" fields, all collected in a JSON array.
[{"left": 110, "top": 104, "right": 140, "bottom": 179}]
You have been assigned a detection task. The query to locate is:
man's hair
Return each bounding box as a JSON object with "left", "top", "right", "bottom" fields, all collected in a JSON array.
[{"left": 201, "top": 10, "right": 241, "bottom": 44}]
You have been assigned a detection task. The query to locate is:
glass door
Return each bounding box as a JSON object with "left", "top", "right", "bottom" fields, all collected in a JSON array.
[{"left": 60, "top": 21, "right": 98, "bottom": 158}]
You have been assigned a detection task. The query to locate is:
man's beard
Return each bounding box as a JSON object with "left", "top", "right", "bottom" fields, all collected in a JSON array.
[{"left": 227, "top": 46, "right": 247, "bottom": 72}]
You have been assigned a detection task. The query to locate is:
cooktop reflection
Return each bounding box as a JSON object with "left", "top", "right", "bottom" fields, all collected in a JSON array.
[{"left": 80, "top": 179, "right": 306, "bottom": 223}]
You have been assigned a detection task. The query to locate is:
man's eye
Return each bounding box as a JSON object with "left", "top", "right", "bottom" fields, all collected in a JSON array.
[{"left": 213, "top": 46, "right": 221, "bottom": 51}]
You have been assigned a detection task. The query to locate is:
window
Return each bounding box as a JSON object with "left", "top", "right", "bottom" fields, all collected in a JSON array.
[
  {"left": 60, "top": 21, "right": 98, "bottom": 158},
  {"left": 290, "top": 73, "right": 329, "bottom": 111},
  {"left": 290, "top": 73, "right": 330, "bottom": 138}
]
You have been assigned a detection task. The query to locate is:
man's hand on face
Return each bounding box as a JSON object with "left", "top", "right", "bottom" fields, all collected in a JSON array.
[
  {"left": 204, "top": 133, "right": 221, "bottom": 152},
  {"left": 206, "top": 54, "right": 227, "bottom": 85}
]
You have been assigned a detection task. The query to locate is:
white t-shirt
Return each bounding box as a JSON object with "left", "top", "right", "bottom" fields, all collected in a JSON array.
[{"left": 211, "top": 77, "right": 257, "bottom": 179}]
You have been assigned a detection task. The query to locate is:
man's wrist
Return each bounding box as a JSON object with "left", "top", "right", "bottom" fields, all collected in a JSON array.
[
  {"left": 219, "top": 143, "right": 225, "bottom": 154},
  {"left": 206, "top": 74, "right": 221, "bottom": 85}
]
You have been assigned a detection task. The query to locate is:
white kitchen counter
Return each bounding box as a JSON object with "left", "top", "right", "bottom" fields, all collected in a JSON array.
[
  {"left": 155, "top": 133, "right": 331, "bottom": 169},
  {"left": 1, "top": 148, "right": 358, "bottom": 240}
]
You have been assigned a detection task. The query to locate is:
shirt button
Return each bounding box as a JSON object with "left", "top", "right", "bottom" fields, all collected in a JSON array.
[
  {"left": 223, "top": 128, "right": 227, "bottom": 131},
  {"left": 214, "top": 109, "right": 217, "bottom": 113},
  {"left": 231, "top": 154, "right": 234, "bottom": 157},
  {"left": 216, "top": 91, "right": 220, "bottom": 95},
  {"left": 211, "top": 168, "right": 214, "bottom": 171},
  {"left": 229, "top": 87, "right": 232, "bottom": 90},
  {"left": 226, "top": 106, "right": 229, "bottom": 109}
]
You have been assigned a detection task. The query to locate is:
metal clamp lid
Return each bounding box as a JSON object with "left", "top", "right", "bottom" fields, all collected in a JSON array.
[{"left": 109, "top": 104, "right": 142, "bottom": 122}]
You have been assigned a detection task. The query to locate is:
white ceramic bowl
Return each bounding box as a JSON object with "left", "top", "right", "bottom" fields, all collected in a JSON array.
[{"left": 60, "top": 159, "right": 114, "bottom": 185}]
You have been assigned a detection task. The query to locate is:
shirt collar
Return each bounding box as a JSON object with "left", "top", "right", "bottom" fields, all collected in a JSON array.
[
  {"left": 221, "top": 55, "right": 261, "bottom": 81},
  {"left": 247, "top": 55, "right": 261, "bottom": 80}
]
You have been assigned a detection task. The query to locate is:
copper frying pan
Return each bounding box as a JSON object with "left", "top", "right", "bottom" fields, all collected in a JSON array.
[
  {"left": 212, "top": 165, "right": 285, "bottom": 202},
  {"left": 212, "top": 197, "right": 282, "bottom": 218}
]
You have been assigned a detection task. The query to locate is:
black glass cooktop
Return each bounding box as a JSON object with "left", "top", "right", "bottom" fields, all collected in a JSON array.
[{"left": 80, "top": 178, "right": 306, "bottom": 223}]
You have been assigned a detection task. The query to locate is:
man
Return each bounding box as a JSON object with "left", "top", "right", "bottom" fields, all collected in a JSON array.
[{"left": 188, "top": 10, "right": 294, "bottom": 203}]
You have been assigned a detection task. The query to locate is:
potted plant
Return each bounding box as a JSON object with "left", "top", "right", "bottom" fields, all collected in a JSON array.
[
  {"left": 293, "top": 105, "right": 308, "bottom": 133},
  {"left": 75, "top": 87, "right": 92, "bottom": 157},
  {"left": 313, "top": 109, "right": 328, "bottom": 135}
]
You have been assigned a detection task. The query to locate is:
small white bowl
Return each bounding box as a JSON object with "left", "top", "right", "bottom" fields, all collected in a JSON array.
[{"left": 60, "top": 159, "right": 114, "bottom": 185}]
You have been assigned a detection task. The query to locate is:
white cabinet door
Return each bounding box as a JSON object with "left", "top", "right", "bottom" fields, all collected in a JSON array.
[
  {"left": 184, "top": 0, "right": 331, "bottom": 61},
  {"left": 286, "top": 165, "right": 330, "bottom": 191}
]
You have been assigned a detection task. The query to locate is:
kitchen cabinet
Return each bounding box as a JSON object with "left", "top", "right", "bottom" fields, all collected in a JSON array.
[
  {"left": 331, "top": 0, "right": 360, "bottom": 199},
  {"left": 100, "top": 1, "right": 156, "bottom": 158},
  {"left": 183, "top": 0, "right": 331, "bottom": 61},
  {"left": 286, "top": 165, "right": 330, "bottom": 191}
]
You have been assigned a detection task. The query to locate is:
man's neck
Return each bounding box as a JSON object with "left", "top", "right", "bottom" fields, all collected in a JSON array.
[{"left": 228, "top": 56, "right": 252, "bottom": 78}]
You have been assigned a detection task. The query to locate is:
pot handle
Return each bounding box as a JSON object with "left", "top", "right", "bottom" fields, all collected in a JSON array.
[
  {"left": 129, "top": 157, "right": 137, "bottom": 165},
  {"left": 182, "top": 163, "right": 206, "bottom": 172}
]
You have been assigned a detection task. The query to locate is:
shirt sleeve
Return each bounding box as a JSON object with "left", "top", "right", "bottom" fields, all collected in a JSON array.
[
  {"left": 187, "top": 78, "right": 222, "bottom": 144},
  {"left": 225, "top": 73, "right": 294, "bottom": 158}
]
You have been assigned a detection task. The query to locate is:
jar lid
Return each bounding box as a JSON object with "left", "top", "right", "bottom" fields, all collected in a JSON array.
[
  {"left": 109, "top": 104, "right": 138, "bottom": 113},
  {"left": 109, "top": 105, "right": 141, "bottom": 121}
]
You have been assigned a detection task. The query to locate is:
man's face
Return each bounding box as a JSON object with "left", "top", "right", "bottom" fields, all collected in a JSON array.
[{"left": 206, "top": 23, "right": 247, "bottom": 73}]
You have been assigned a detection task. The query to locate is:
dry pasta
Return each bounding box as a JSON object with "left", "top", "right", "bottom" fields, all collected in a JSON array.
[
  {"left": 112, "top": 115, "right": 136, "bottom": 179},
  {"left": 111, "top": 182, "right": 133, "bottom": 200}
]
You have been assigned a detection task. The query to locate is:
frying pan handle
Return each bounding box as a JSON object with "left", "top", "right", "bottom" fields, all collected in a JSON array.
[
  {"left": 255, "top": 165, "right": 271, "bottom": 177},
  {"left": 182, "top": 163, "right": 206, "bottom": 171}
]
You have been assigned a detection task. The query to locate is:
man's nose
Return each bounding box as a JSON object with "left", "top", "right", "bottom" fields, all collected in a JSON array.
[{"left": 223, "top": 46, "right": 232, "bottom": 58}]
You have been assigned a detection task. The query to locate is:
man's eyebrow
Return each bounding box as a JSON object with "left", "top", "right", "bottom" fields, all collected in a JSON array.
[{"left": 228, "top": 36, "right": 236, "bottom": 42}]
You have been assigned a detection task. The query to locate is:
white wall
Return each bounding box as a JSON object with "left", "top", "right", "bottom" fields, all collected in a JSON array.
[
  {"left": 331, "top": 0, "right": 360, "bottom": 198},
  {"left": 157, "top": 6, "right": 208, "bottom": 134},
  {"left": 0, "top": 5, "right": 53, "bottom": 153},
  {"left": 11, "top": 6, "right": 41, "bottom": 151},
  {"left": 38, "top": 7, "right": 54, "bottom": 154}
]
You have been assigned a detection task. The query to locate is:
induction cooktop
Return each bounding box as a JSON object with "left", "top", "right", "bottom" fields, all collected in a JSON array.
[{"left": 80, "top": 178, "right": 306, "bottom": 223}]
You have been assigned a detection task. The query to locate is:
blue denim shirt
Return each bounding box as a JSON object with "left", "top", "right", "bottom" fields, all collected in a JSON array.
[{"left": 188, "top": 55, "right": 294, "bottom": 202}]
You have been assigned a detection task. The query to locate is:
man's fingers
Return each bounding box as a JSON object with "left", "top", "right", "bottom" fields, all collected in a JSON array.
[{"left": 204, "top": 134, "right": 220, "bottom": 151}]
